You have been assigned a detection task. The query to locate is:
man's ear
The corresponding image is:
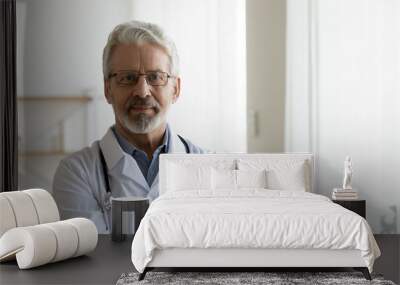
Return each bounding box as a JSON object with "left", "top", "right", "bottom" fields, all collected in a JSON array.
[
  {"left": 172, "top": 77, "right": 181, "bottom": 104},
  {"left": 104, "top": 79, "right": 112, "bottom": 104}
]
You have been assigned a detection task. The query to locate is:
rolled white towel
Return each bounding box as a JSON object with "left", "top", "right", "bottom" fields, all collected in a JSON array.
[
  {"left": 24, "top": 189, "right": 60, "bottom": 224},
  {"left": 0, "top": 225, "right": 57, "bottom": 268},
  {"left": 0, "top": 218, "right": 98, "bottom": 269},
  {"left": 63, "top": 218, "right": 98, "bottom": 257},
  {"left": 42, "top": 221, "right": 79, "bottom": 262},
  {"left": 0, "top": 191, "right": 40, "bottom": 228},
  {"left": 0, "top": 196, "right": 17, "bottom": 237},
  {"left": 0, "top": 189, "right": 60, "bottom": 238}
]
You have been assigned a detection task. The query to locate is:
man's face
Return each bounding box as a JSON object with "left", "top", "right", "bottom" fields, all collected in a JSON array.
[{"left": 104, "top": 43, "right": 180, "bottom": 134}]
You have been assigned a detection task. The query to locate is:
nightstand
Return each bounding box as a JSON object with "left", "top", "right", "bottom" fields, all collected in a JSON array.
[{"left": 332, "top": 199, "right": 366, "bottom": 218}]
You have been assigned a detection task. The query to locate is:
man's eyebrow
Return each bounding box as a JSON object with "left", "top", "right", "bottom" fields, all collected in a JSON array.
[
  {"left": 113, "top": 69, "right": 138, "bottom": 72},
  {"left": 113, "top": 69, "right": 167, "bottom": 73},
  {"left": 146, "top": 69, "right": 166, "bottom": 73}
]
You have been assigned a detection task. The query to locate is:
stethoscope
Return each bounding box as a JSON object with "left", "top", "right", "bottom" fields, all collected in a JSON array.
[
  {"left": 99, "top": 146, "right": 112, "bottom": 212},
  {"left": 97, "top": 134, "right": 190, "bottom": 212}
]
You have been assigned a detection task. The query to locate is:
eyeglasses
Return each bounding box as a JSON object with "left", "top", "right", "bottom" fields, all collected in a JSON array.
[{"left": 108, "top": 70, "right": 175, "bottom": 87}]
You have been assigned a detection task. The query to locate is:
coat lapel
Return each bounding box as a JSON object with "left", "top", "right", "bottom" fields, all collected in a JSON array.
[
  {"left": 148, "top": 127, "right": 186, "bottom": 196},
  {"left": 99, "top": 128, "right": 149, "bottom": 191},
  {"left": 99, "top": 126, "right": 187, "bottom": 198}
]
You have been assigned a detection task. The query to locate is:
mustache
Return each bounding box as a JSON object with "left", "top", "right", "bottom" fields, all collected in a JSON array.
[{"left": 126, "top": 97, "right": 160, "bottom": 110}]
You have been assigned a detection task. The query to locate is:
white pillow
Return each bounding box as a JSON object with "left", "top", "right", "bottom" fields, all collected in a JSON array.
[
  {"left": 238, "top": 159, "right": 309, "bottom": 191},
  {"left": 237, "top": 169, "right": 268, "bottom": 189},
  {"left": 267, "top": 163, "right": 307, "bottom": 191},
  {"left": 211, "top": 169, "right": 268, "bottom": 190},
  {"left": 211, "top": 169, "right": 236, "bottom": 190},
  {"left": 167, "top": 163, "right": 212, "bottom": 191}
]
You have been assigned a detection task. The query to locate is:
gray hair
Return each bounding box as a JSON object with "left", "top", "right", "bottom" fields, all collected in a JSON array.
[{"left": 102, "top": 20, "right": 179, "bottom": 79}]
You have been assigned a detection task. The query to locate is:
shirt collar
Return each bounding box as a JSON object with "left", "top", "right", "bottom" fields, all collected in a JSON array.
[{"left": 99, "top": 124, "right": 184, "bottom": 171}]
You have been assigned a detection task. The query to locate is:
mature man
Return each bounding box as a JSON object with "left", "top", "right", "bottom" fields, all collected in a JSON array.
[{"left": 53, "top": 21, "right": 205, "bottom": 233}]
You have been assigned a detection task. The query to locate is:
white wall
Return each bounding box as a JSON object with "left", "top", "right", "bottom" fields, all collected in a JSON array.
[
  {"left": 17, "top": 0, "right": 133, "bottom": 190},
  {"left": 130, "top": 0, "right": 247, "bottom": 153},
  {"left": 19, "top": 0, "right": 133, "bottom": 145},
  {"left": 246, "top": 0, "right": 286, "bottom": 153},
  {"left": 286, "top": 0, "right": 400, "bottom": 234},
  {"left": 21, "top": 0, "right": 129, "bottom": 97}
]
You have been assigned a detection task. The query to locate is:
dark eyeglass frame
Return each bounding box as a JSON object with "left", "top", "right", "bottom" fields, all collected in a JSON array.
[{"left": 108, "top": 70, "right": 176, "bottom": 87}]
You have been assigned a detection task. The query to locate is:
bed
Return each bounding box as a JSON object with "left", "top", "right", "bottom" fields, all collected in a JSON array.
[{"left": 131, "top": 153, "right": 380, "bottom": 280}]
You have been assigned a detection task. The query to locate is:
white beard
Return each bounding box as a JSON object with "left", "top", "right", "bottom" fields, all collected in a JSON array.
[{"left": 121, "top": 111, "right": 164, "bottom": 134}]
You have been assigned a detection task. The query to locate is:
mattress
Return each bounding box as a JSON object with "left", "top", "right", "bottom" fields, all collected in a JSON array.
[{"left": 131, "top": 190, "right": 380, "bottom": 273}]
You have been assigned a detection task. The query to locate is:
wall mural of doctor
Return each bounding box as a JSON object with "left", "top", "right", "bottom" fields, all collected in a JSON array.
[{"left": 53, "top": 20, "right": 206, "bottom": 233}]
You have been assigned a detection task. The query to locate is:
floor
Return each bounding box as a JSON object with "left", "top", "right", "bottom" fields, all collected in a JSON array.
[
  {"left": 373, "top": 234, "right": 400, "bottom": 284},
  {"left": 0, "top": 234, "right": 398, "bottom": 284}
]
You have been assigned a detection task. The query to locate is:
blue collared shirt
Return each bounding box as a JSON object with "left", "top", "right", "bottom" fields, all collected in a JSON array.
[{"left": 112, "top": 125, "right": 170, "bottom": 187}]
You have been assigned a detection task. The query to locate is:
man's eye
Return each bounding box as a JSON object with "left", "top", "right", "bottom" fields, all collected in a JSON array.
[
  {"left": 147, "top": 73, "right": 159, "bottom": 82},
  {"left": 118, "top": 73, "right": 137, "bottom": 84},
  {"left": 124, "top": 74, "right": 137, "bottom": 82}
]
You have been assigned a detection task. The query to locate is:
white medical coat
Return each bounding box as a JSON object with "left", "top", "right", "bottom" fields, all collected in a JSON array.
[{"left": 53, "top": 127, "right": 205, "bottom": 233}]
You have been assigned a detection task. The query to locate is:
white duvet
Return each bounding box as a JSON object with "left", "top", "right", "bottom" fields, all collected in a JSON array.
[{"left": 131, "top": 190, "right": 380, "bottom": 273}]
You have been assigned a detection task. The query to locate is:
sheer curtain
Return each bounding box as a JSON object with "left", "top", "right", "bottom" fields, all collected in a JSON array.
[
  {"left": 286, "top": 0, "right": 400, "bottom": 234},
  {"left": 131, "top": 0, "right": 247, "bottom": 152}
]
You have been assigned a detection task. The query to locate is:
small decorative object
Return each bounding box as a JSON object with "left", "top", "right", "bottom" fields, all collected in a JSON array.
[
  {"left": 332, "top": 156, "right": 358, "bottom": 200},
  {"left": 342, "top": 156, "right": 353, "bottom": 190}
]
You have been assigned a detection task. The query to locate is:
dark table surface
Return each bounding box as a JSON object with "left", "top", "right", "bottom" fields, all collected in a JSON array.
[
  {"left": 1, "top": 234, "right": 398, "bottom": 285},
  {"left": 0, "top": 235, "right": 134, "bottom": 285}
]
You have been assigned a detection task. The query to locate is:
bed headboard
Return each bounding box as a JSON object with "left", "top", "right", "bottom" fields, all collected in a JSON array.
[{"left": 159, "top": 153, "right": 314, "bottom": 195}]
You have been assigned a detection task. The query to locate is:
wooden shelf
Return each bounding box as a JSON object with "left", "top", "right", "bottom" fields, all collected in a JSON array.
[
  {"left": 17, "top": 96, "right": 92, "bottom": 102},
  {"left": 18, "top": 150, "right": 73, "bottom": 157},
  {"left": 17, "top": 95, "right": 92, "bottom": 157}
]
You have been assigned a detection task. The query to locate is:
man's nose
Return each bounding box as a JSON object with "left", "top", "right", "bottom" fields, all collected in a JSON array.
[{"left": 133, "top": 75, "right": 150, "bottom": 98}]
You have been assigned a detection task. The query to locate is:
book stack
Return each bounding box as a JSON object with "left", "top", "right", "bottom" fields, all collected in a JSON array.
[{"left": 332, "top": 188, "right": 358, "bottom": 200}]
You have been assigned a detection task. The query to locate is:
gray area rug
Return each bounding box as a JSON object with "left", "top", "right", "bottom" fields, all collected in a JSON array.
[{"left": 116, "top": 271, "right": 396, "bottom": 285}]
